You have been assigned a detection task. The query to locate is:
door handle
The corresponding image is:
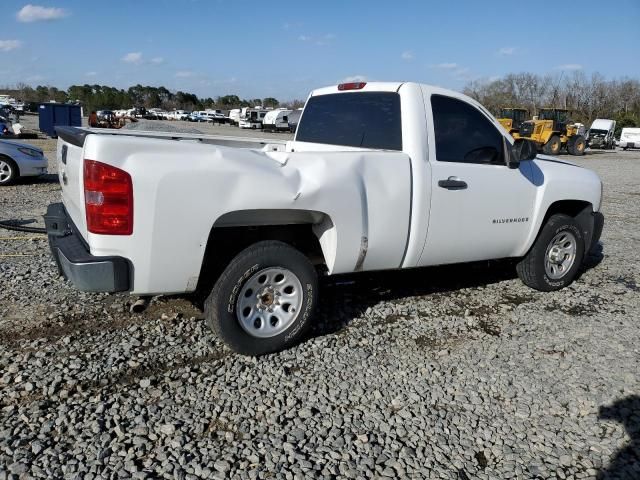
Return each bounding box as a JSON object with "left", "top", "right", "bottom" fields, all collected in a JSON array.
[{"left": 438, "top": 176, "right": 467, "bottom": 190}]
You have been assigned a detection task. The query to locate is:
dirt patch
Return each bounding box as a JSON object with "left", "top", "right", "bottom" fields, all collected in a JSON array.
[
  {"left": 613, "top": 276, "right": 640, "bottom": 292},
  {"left": 0, "top": 296, "right": 202, "bottom": 346},
  {"left": 477, "top": 319, "right": 501, "bottom": 337}
]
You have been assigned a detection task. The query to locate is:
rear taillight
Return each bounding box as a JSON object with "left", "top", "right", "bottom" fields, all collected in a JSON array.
[
  {"left": 338, "top": 82, "right": 367, "bottom": 91},
  {"left": 84, "top": 160, "right": 133, "bottom": 235}
]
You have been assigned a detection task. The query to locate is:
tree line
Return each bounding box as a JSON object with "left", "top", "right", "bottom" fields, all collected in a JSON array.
[
  {"left": 3, "top": 72, "right": 639, "bottom": 132},
  {"left": 464, "top": 72, "right": 640, "bottom": 134},
  {"left": 0, "top": 83, "right": 292, "bottom": 113}
]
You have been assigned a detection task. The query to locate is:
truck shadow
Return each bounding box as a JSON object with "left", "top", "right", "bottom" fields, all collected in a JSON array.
[
  {"left": 597, "top": 395, "right": 640, "bottom": 479},
  {"left": 311, "top": 259, "right": 519, "bottom": 337},
  {"left": 310, "top": 244, "right": 605, "bottom": 339},
  {"left": 14, "top": 173, "right": 59, "bottom": 185}
]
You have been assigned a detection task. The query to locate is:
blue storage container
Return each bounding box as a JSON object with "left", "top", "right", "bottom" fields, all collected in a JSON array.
[{"left": 38, "top": 103, "right": 82, "bottom": 137}]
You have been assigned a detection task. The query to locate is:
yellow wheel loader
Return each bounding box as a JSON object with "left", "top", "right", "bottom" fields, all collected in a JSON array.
[
  {"left": 518, "top": 108, "right": 586, "bottom": 156},
  {"left": 497, "top": 108, "right": 528, "bottom": 137}
]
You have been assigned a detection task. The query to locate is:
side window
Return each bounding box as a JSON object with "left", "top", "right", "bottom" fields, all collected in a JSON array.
[{"left": 431, "top": 94, "right": 505, "bottom": 165}]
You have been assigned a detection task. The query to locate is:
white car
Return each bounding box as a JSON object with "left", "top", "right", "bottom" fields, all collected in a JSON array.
[
  {"left": 619, "top": 127, "right": 640, "bottom": 150},
  {"left": 0, "top": 139, "right": 48, "bottom": 185},
  {"left": 46, "top": 81, "right": 604, "bottom": 355}
]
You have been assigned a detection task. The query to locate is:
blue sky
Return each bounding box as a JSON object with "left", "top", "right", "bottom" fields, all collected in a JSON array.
[{"left": 1, "top": 0, "right": 639, "bottom": 101}]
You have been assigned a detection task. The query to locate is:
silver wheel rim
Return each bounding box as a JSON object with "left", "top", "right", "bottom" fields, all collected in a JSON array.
[
  {"left": 236, "top": 267, "right": 303, "bottom": 338},
  {"left": 544, "top": 231, "right": 577, "bottom": 280},
  {"left": 0, "top": 161, "right": 11, "bottom": 183}
]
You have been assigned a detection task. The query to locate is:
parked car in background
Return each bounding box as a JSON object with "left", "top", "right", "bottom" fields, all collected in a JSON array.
[
  {"left": 169, "top": 110, "right": 190, "bottom": 120},
  {"left": 287, "top": 109, "right": 302, "bottom": 133},
  {"left": 97, "top": 110, "right": 115, "bottom": 121},
  {"left": 0, "top": 138, "right": 48, "bottom": 185},
  {"left": 0, "top": 116, "right": 12, "bottom": 135},
  {"left": 587, "top": 119, "right": 616, "bottom": 149},
  {"left": 619, "top": 128, "right": 640, "bottom": 150}
]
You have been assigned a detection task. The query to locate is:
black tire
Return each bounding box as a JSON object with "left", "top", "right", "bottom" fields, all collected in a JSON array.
[
  {"left": 516, "top": 214, "right": 585, "bottom": 291},
  {"left": 567, "top": 135, "right": 586, "bottom": 156},
  {"left": 204, "top": 240, "right": 318, "bottom": 356},
  {"left": 0, "top": 156, "right": 18, "bottom": 186},
  {"left": 542, "top": 135, "right": 562, "bottom": 155}
]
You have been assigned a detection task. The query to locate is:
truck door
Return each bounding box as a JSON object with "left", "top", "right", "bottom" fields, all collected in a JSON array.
[{"left": 418, "top": 93, "right": 538, "bottom": 266}]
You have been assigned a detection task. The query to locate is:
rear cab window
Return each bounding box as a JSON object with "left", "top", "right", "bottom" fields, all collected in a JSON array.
[{"left": 296, "top": 92, "right": 402, "bottom": 150}]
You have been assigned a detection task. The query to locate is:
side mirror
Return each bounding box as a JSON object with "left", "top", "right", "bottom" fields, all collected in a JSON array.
[{"left": 509, "top": 138, "right": 538, "bottom": 168}]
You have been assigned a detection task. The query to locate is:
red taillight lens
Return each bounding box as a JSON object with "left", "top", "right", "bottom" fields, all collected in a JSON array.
[
  {"left": 84, "top": 160, "right": 133, "bottom": 235},
  {"left": 338, "top": 82, "right": 367, "bottom": 91}
]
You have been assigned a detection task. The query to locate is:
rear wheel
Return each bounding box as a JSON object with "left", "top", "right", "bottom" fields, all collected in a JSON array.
[
  {"left": 567, "top": 135, "right": 586, "bottom": 156},
  {"left": 542, "top": 135, "right": 562, "bottom": 155},
  {"left": 0, "top": 157, "right": 18, "bottom": 186},
  {"left": 205, "top": 241, "right": 318, "bottom": 355},
  {"left": 516, "top": 214, "right": 585, "bottom": 291}
]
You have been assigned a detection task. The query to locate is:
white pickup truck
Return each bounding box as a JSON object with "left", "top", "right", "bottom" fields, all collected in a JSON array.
[{"left": 45, "top": 82, "right": 604, "bottom": 355}]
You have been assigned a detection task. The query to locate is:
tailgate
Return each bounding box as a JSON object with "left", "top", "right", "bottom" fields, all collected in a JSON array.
[{"left": 56, "top": 127, "right": 90, "bottom": 236}]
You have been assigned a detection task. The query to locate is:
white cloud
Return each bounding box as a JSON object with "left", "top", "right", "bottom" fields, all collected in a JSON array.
[
  {"left": 315, "top": 33, "right": 335, "bottom": 46},
  {"left": 122, "top": 52, "right": 143, "bottom": 64},
  {"left": 26, "top": 74, "right": 45, "bottom": 82},
  {"left": 175, "top": 70, "right": 195, "bottom": 78},
  {"left": 556, "top": 64, "right": 583, "bottom": 71},
  {"left": 498, "top": 47, "right": 516, "bottom": 56},
  {"left": 283, "top": 22, "right": 302, "bottom": 31},
  {"left": 340, "top": 75, "right": 367, "bottom": 83},
  {"left": 453, "top": 67, "right": 471, "bottom": 80},
  {"left": 150, "top": 57, "right": 164, "bottom": 65},
  {"left": 432, "top": 62, "right": 459, "bottom": 70},
  {"left": 0, "top": 40, "right": 22, "bottom": 52},
  {"left": 85, "top": 71, "right": 97, "bottom": 77},
  {"left": 17, "top": 4, "right": 68, "bottom": 22},
  {"left": 299, "top": 33, "right": 335, "bottom": 45},
  {"left": 401, "top": 51, "right": 414, "bottom": 61}
]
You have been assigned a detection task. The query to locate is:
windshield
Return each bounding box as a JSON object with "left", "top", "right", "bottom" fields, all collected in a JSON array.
[
  {"left": 539, "top": 110, "right": 569, "bottom": 122},
  {"left": 589, "top": 129, "right": 608, "bottom": 136}
]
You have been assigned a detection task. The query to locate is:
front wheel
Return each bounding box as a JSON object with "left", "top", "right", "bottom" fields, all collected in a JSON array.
[
  {"left": 205, "top": 241, "right": 318, "bottom": 355},
  {"left": 0, "top": 157, "right": 18, "bottom": 186},
  {"left": 516, "top": 214, "right": 585, "bottom": 291},
  {"left": 567, "top": 135, "right": 586, "bottom": 156},
  {"left": 542, "top": 135, "right": 562, "bottom": 155}
]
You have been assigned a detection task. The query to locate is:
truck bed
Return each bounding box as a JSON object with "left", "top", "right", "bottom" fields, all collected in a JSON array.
[{"left": 55, "top": 126, "right": 289, "bottom": 151}]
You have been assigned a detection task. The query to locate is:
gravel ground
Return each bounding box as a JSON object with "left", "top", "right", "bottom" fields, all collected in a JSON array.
[{"left": 1, "top": 125, "right": 639, "bottom": 479}]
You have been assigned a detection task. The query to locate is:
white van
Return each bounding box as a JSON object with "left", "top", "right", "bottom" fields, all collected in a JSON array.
[
  {"left": 262, "top": 109, "right": 292, "bottom": 132},
  {"left": 587, "top": 119, "right": 616, "bottom": 149},
  {"left": 619, "top": 128, "right": 640, "bottom": 150}
]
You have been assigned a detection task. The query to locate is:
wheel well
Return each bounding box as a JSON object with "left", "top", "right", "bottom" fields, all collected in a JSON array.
[
  {"left": 195, "top": 222, "right": 326, "bottom": 301},
  {"left": 541, "top": 200, "right": 594, "bottom": 253},
  {"left": 0, "top": 154, "right": 19, "bottom": 176},
  {"left": 543, "top": 200, "right": 592, "bottom": 224}
]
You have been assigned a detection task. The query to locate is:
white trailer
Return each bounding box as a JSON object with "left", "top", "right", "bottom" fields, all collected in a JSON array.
[{"left": 262, "top": 109, "right": 292, "bottom": 132}]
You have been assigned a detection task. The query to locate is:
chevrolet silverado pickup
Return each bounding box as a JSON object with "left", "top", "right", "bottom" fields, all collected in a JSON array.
[{"left": 45, "top": 82, "right": 604, "bottom": 355}]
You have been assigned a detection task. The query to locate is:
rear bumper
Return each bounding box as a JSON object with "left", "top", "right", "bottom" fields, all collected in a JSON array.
[{"left": 44, "top": 203, "right": 131, "bottom": 292}]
